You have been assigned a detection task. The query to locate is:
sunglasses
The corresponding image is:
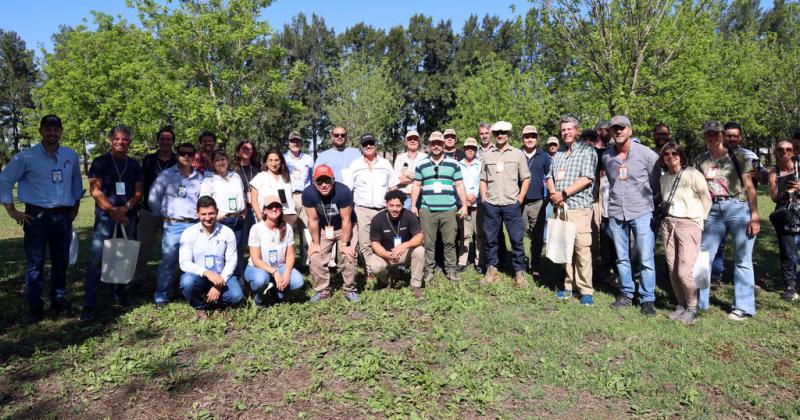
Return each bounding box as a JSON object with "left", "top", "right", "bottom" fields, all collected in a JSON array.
[
  {"left": 178, "top": 150, "right": 195, "bottom": 157},
  {"left": 265, "top": 204, "right": 282, "bottom": 210},
  {"left": 315, "top": 178, "right": 333, "bottom": 186},
  {"left": 493, "top": 131, "right": 510, "bottom": 136},
  {"left": 332, "top": 133, "right": 347, "bottom": 138},
  {"left": 662, "top": 151, "right": 680, "bottom": 157},
  {"left": 406, "top": 137, "right": 419, "bottom": 142},
  {"left": 362, "top": 142, "right": 376, "bottom": 148},
  {"left": 778, "top": 147, "right": 794, "bottom": 152}
]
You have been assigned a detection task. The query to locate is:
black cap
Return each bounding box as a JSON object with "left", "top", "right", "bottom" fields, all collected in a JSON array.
[
  {"left": 39, "top": 114, "right": 62, "bottom": 129},
  {"left": 360, "top": 133, "right": 377, "bottom": 145}
]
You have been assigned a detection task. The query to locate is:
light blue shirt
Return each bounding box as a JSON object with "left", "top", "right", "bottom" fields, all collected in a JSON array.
[
  {"left": 284, "top": 151, "right": 314, "bottom": 192},
  {"left": 179, "top": 222, "right": 237, "bottom": 280},
  {"left": 148, "top": 166, "right": 203, "bottom": 219},
  {"left": 314, "top": 147, "right": 362, "bottom": 182},
  {"left": 458, "top": 158, "right": 482, "bottom": 207},
  {"left": 0, "top": 143, "right": 84, "bottom": 208}
]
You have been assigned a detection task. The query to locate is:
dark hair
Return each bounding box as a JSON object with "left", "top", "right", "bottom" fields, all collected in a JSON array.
[
  {"left": 233, "top": 139, "right": 259, "bottom": 171},
  {"left": 108, "top": 125, "right": 131, "bottom": 139},
  {"left": 262, "top": 202, "right": 287, "bottom": 242},
  {"left": 176, "top": 142, "right": 196, "bottom": 153},
  {"left": 659, "top": 142, "right": 687, "bottom": 168},
  {"left": 580, "top": 129, "right": 598, "bottom": 142},
  {"left": 384, "top": 189, "right": 407, "bottom": 203},
  {"left": 210, "top": 150, "right": 230, "bottom": 174},
  {"left": 157, "top": 125, "right": 175, "bottom": 142},
  {"left": 198, "top": 130, "right": 217, "bottom": 142},
  {"left": 262, "top": 148, "right": 290, "bottom": 182},
  {"left": 196, "top": 195, "right": 218, "bottom": 211},
  {"left": 723, "top": 122, "right": 743, "bottom": 135},
  {"left": 653, "top": 123, "right": 670, "bottom": 134}
]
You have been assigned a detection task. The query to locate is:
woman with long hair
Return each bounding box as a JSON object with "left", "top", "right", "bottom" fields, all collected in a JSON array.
[
  {"left": 243, "top": 195, "right": 305, "bottom": 305},
  {"left": 199, "top": 150, "right": 246, "bottom": 244},
  {"left": 249, "top": 148, "right": 297, "bottom": 226},
  {"left": 768, "top": 139, "right": 800, "bottom": 301}
]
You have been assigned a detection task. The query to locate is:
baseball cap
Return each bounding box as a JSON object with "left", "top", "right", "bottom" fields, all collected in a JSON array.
[
  {"left": 463, "top": 137, "right": 478, "bottom": 148},
  {"left": 405, "top": 130, "right": 420, "bottom": 140},
  {"left": 360, "top": 133, "right": 377, "bottom": 145},
  {"left": 609, "top": 115, "right": 631, "bottom": 128},
  {"left": 443, "top": 128, "right": 457, "bottom": 137},
  {"left": 702, "top": 121, "right": 724, "bottom": 134},
  {"left": 261, "top": 195, "right": 282, "bottom": 208},
  {"left": 287, "top": 131, "right": 302, "bottom": 141},
  {"left": 546, "top": 136, "right": 559, "bottom": 146},
  {"left": 313, "top": 165, "right": 335, "bottom": 180},
  {"left": 522, "top": 125, "right": 538, "bottom": 135},
  {"left": 595, "top": 122, "right": 610, "bottom": 130},
  {"left": 40, "top": 115, "right": 62, "bottom": 129},
  {"left": 429, "top": 131, "right": 444, "bottom": 143},
  {"left": 490, "top": 121, "right": 512, "bottom": 132}
]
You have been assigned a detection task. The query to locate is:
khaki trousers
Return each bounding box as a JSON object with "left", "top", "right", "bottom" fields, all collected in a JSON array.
[
  {"left": 420, "top": 208, "right": 458, "bottom": 274},
  {"left": 367, "top": 246, "right": 425, "bottom": 287},
  {"left": 134, "top": 209, "right": 162, "bottom": 282},
  {"left": 354, "top": 206, "right": 380, "bottom": 263},
  {"left": 522, "top": 199, "right": 546, "bottom": 270},
  {"left": 563, "top": 207, "right": 594, "bottom": 295},
  {"left": 457, "top": 206, "right": 478, "bottom": 266},
  {"left": 309, "top": 229, "right": 357, "bottom": 293},
  {"left": 661, "top": 217, "right": 701, "bottom": 310}
]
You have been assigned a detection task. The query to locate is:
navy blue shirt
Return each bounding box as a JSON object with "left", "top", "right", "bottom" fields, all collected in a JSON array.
[
  {"left": 88, "top": 153, "right": 144, "bottom": 216},
  {"left": 141, "top": 152, "right": 177, "bottom": 211},
  {"left": 301, "top": 181, "right": 354, "bottom": 231},
  {"left": 524, "top": 149, "right": 551, "bottom": 201}
]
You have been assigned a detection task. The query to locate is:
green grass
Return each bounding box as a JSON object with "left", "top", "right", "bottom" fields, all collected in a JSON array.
[{"left": 0, "top": 186, "right": 798, "bottom": 418}]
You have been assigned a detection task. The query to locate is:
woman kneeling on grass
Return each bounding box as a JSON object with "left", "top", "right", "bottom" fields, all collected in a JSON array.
[
  {"left": 659, "top": 142, "right": 711, "bottom": 324},
  {"left": 244, "top": 195, "right": 305, "bottom": 306}
]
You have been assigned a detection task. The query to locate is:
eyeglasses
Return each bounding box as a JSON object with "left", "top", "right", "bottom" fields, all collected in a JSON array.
[
  {"left": 662, "top": 151, "right": 680, "bottom": 157},
  {"left": 178, "top": 151, "right": 195, "bottom": 157},
  {"left": 315, "top": 178, "right": 333, "bottom": 186},
  {"left": 332, "top": 133, "right": 347, "bottom": 138},
  {"left": 362, "top": 143, "right": 376, "bottom": 148},
  {"left": 406, "top": 138, "right": 419, "bottom": 142},
  {"left": 265, "top": 204, "right": 282, "bottom": 210},
  {"left": 778, "top": 147, "right": 794, "bottom": 153}
]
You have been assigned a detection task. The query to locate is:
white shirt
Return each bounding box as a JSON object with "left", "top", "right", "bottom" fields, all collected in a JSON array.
[
  {"left": 346, "top": 156, "right": 399, "bottom": 208},
  {"left": 250, "top": 171, "right": 296, "bottom": 215},
  {"left": 179, "top": 222, "right": 237, "bottom": 280},
  {"left": 394, "top": 151, "right": 428, "bottom": 194},
  {"left": 458, "top": 158, "right": 482, "bottom": 207},
  {"left": 247, "top": 222, "right": 295, "bottom": 266},
  {"left": 284, "top": 151, "right": 314, "bottom": 192},
  {"left": 200, "top": 171, "right": 246, "bottom": 214}
]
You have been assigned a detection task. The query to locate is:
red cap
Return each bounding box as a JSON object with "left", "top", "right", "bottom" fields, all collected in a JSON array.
[{"left": 312, "top": 164, "right": 335, "bottom": 180}]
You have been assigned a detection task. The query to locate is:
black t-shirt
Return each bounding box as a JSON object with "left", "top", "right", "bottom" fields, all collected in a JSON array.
[
  {"left": 369, "top": 209, "right": 422, "bottom": 251},
  {"left": 301, "top": 181, "right": 353, "bottom": 231},
  {"left": 141, "top": 152, "right": 177, "bottom": 211},
  {"left": 88, "top": 153, "right": 144, "bottom": 216}
]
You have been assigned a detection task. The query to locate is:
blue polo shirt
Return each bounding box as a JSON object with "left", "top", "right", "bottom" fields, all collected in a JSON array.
[
  {"left": 524, "top": 148, "right": 551, "bottom": 201},
  {"left": 0, "top": 143, "right": 84, "bottom": 208},
  {"left": 88, "top": 153, "right": 144, "bottom": 216},
  {"left": 148, "top": 166, "right": 204, "bottom": 220}
]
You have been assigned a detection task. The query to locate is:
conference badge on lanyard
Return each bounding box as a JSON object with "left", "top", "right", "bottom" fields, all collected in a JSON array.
[
  {"left": 52, "top": 169, "right": 63, "bottom": 183},
  {"left": 178, "top": 184, "right": 187, "bottom": 198},
  {"left": 325, "top": 225, "right": 334, "bottom": 240},
  {"left": 705, "top": 166, "right": 718, "bottom": 180},
  {"left": 393, "top": 236, "right": 402, "bottom": 248},
  {"left": 115, "top": 182, "right": 127, "bottom": 195},
  {"left": 618, "top": 165, "right": 628, "bottom": 181},
  {"left": 268, "top": 249, "right": 278, "bottom": 265},
  {"left": 228, "top": 197, "right": 237, "bottom": 211}
]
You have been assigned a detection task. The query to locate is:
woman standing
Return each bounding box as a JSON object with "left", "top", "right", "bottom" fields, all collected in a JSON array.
[
  {"left": 199, "top": 150, "right": 247, "bottom": 244},
  {"left": 244, "top": 195, "right": 305, "bottom": 305},
  {"left": 250, "top": 149, "right": 297, "bottom": 226},
  {"left": 768, "top": 139, "right": 800, "bottom": 301},
  {"left": 659, "top": 143, "right": 711, "bottom": 324}
]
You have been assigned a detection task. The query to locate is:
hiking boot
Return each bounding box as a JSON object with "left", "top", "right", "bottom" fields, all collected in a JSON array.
[
  {"left": 667, "top": 305, "right": 686, "bottom": 320},
  {"left": 447, "top": 271, "right": 460, "bottom": 282},
  {"left": 580, "top": 295, "right": 594, "bottom": 306},
  {"left": 309, "top": 291, "right": 330, "bottom": 303},
  {"left": 195, "top": 309, "right": 209, "bottom": 320},
  {"left": 344, "top": 291, "right": 361, "bottom": 303},
  {"left": 609, "top": 295, "right": 632, "bottom": 309},
  {"left": 79, "top": 306, "right": 96, "bottom": 322},
  {"left": 640, "top": 301, "right": 657, "bottom": 317},
  {"left": 480, "top": 266, "right": 499, "bottom": 285},
  {"left": 411, "top": 286, "right": 425, "bottom": 301},
  {"left": 514, "top": 271, "right": 528, "bottom": 288},
  {"left": 728, "top": 309, "right": 750, "bottom": 321},
  {"left": 113, "top": 295, "right": 132, "bottom": 309},
  {"left": 678, "top": 309, "right": 698, "bottom": 325},
  {"left": 455, "top": 265, "right": 467, "bottom": 273},
  {"left": 154, "top": 301, "right": 167, "bottom": 309},
  {"left": 556, "top": 290, "right": 573, "bottom": 300},
  {"left": 781, "top": 290, "right": 799, "bottom": 301}
]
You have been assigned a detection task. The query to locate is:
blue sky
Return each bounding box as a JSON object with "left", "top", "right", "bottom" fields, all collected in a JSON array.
[{"left": 0, "top": 0, "right": 520, "bottom": 55}]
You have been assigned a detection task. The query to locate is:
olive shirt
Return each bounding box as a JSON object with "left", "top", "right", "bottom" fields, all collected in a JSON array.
[
  {"left": 480, "top": 145, "right": 531, "bottom": 206},
  {"left": 693, "top": 149, "right": 753, "bottom": 200}
]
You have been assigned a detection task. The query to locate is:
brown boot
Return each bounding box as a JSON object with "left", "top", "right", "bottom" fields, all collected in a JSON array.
[
  {"left": 410, "top": 286, "right": 425, "bottom": 301},
  {"left": 195, "top": 309, "right": 209, "bottom": 320},
  {"left": 481, "top": 266, "right": 499, "bottom": 285},
  {"left": 514, "top": 271, "right": 529, "bottom": 288}
]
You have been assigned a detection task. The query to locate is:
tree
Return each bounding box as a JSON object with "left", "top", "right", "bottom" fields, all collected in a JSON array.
[{"left": 0, "top": 30, "right": 37, "bottom": 164}]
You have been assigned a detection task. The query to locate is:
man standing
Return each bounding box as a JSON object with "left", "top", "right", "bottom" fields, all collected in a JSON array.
[
  {"left": 457, "top": 138, "right": 482, "bottom": 271},
  {"left": 520, "top": 125, "right": 550, "bottom": 276},
  {"left": 394, "top": 130, "right": 428, "bottom": 209},
  {"left": 303, "top": 165, "right": 360, "bottom": 302},
  {"left": 653, "top": 123, "right": 672, "bottom": 151},
  {"left": 0, "top": 115, "right": 83, "bottom": 322},
  {"left": 178, "top": 196, "right": 244, "bottom": 319},
  {"left": 315, "top": 126, "right": 362, "bottom": 182},
  {"left": 345, "top": 134, "right": 399, "bottom": 270},
  {"left": 193, "top": 131, "right": 216, "bottom": 173},
  {"left": 135, "top": 126, "right": 177, "bottom": 282},
  {"left": 603, "top": 115, "right": 661, "bottom": 316},
  {"left": 149, "top": 142, "right": 204, "bottom": 307},
  {"left": 368, "top": 190, "right": 425, "bottom": 299},
  {"left": 475, "top": 121, "right": 508, "bottom": 270},
  {"left": 476, "top": 122, "right": 495, "bottom": 160},
  {"left": 547, "top": 116, "right": 597, "bottom": 305},
  {"left": 411, "top": 131, "right": 469, "bottom": 283},
  {"left": 443, "top": 128, "right": 466, "bottom": 161},
  {"left": 284, "top": 130, "right": 314, "bottom": 266},
  {"left": 81, "top": 125, "right": 144, "bottom": 321},
  {"left": 480, "top": 121, "right": 531, "bottom": 287},
  {"left": 595, "top": 122, "right": 612, "bottom": 147}
]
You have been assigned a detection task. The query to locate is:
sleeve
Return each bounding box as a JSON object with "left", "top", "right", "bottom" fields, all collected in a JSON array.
[
  {"left": 343, "top": 161, "right": 355, "bottom": 190},
  {"left": 178, "top": 228, "right": 205, "bottom": 277},
  {"left": 249, "top": 173, "right": 263, "bottom": 192},
  {"left": 369, "top": 215, "right": 383, "bottom": 242},
  {"left": 148, "top": 173, "right": 166, "bottom": 215},
  {"left": 231, "top": 173, "right": 246, "bottom": 203},
  {"left": 408, "top": 213, "right": 422, "bottom": 236},
  {"left": 0, "top": 152, "right": 26, "bottom": 203},
  {"left": 132, "top": 160, "right": 144, "bottom": 182},
  {"left": 579, "top": 149, "right": 598, "bottom": 180},
  {"left": 414, "top": 163, "right": 423, "bottom": 182},
  {"left": 248, "top": 224, "right": 261, "bottom": 248},
  {"left": 340, "top": 186, "right": 354, "bottom": 208},
  {"left": 71, "top": 153, "right": 85, "bottom": 202},
  {"left": 739, "top": 152, "right": 754, "bottom": 174},
  {"left": 199, "top": 177, "right": 213, "bottom": 197},
  {"left": 301, "top": 187, "right": 314, "bottom": 208},
  {"left": 518, "top": 152, "right": 531, "bottom": 180},
  {"left": 694, "top": 170, "right": 712, "bottom": 217},
  {"left": 452, "top": 162, "right": 463, "bottom": 181},
  {"left": 649, "top": 151, "right": 662, "bottom": 202},
  {"left": 387, "top": 162, "right": 400, "bottom": 188},
  {"left": 87, "top": 157, "right": 102, "bottom": 180},
  {"left": 285, "top": 225, "right": 295, "bottom": 246},
  {"left": 221, "top": 229, "right": 238, "bottom": 279},
  {"left": 543, "top": 156, "right": 551, "bottom": 180}
]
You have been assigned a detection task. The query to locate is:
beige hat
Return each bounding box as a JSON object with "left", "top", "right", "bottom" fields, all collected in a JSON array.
[
  {"left": 546, "top": 136, "right": 559, "bottom": 146},
  {"left": 287, "top": 131, "right": 302, "bottom": 141},
  {"left": 491, "top": 121, "right": 512, "bottom": 132},
  {"left": 405, "top": 130, "right": 420, "bottom": 140},
  {"left": 463, "top": 137, "right": 478, "bottom": 148},
  {"left": 428, "top": 131, "right": 444, "bottom": 143},
  {"left": 522, "top": 125, "right": 538, "bottom": 135},
  {"left": 443, "top": 128, "right": 457, "bottom": 137},
  {"left": 261, "top": 195, "right": 282, "bottom": 208}
]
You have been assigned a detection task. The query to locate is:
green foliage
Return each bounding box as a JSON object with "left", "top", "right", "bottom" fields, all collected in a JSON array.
[{"left": 0, "top": 29, "right": 37, "bottom": 162}]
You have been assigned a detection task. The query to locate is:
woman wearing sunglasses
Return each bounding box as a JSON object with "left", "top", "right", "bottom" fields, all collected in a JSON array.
[
  {"left": 244, "top": 195, "right": 305, "bottom": 305},
  {"left": 768, "top": 139, "right": 800, "bottom": 301},
  {"left": 658, "top": 142, "right": 711, "bottom": 324}
]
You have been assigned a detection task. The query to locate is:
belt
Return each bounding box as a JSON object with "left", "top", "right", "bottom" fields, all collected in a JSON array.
[
  {"left": 25, "top": 204, "right": 72, "bottom": 214},
  {"left": 711, "top": 196, "right": 735, "bottom": 203},
  {"left": 523, "top": 198, "right": 543, "bottom": 204},
  {"left": 222, "top": 210, "right": 246, "bottom": 219},
  {"left": 356, "top": 205, "right": 383, "bottom": 211},
  {"left": 165, "top": 217, "right": 199, "bottom": 223}
]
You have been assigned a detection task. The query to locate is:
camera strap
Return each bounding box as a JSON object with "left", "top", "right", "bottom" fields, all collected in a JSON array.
[{"left": 664, "top": 168, "right": 685, "bottom": 212}]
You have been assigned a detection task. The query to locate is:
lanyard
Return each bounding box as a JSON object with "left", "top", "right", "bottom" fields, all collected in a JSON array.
[
  {"left": 385, "top": 213, "right": 402, "bottom": 238},
  {"left": 112, "top": 156, "right": 128, "bottom": 182},
  {"left": 318, "top": 192, "right": 333, "bottom": 226}
]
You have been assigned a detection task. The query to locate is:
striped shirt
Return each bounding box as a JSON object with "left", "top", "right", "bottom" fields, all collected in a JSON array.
[
  {"left": 547, "top": 140, "right": 597, "bottom": 210},
  {"left": 414, "top": 156, "right": 463, "bottom": 212}
]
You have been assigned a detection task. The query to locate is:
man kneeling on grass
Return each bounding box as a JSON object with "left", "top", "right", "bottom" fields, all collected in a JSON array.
[
  {"left": 368, "top": 190, "right": 426, "bottom": 300},
  {"left": 178, "top": 195, "right": 244, "bottom": 319}
]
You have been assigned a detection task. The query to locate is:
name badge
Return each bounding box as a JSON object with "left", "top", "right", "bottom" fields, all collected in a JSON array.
[
  {"left": 556, "top": 168, "right": 566, "bottom": 181},
  {"left": 52, "top": 169, "right": 63, "bottom": 183},
  {"left": 496, "top": 162, "right": 505, "bottom": 173},
  {"left": 177, "top": 184, "right": 187, "bottom": 198},
  {"left": 115, "top": 182, "right": 127, "bottom": 195},
  {"left": 325, "top": 225, "right": 334, "bottom": 240},
  {"left": 204, "top": 255, "right": 216, "bottom": 270},
  {"left": 618, "top": 165, "right": 628, "bottom": 180},
  {"left": 228, "top": 197, "right": 237, "bottom": 211},
  {"left": 291, "top": 169, "right": 302, "bottom": 182},
  {"left": 705, "top": 167, "right": 718, "bottom": 179},
  {"left": 268, "top": 249, "right": 278, "bottom": 265},
  {"left": 433, "top": 182, "right": 443, "bottom": 194},
  {"left": 393, "top": 236, "right": 402, "bottom": 248}
]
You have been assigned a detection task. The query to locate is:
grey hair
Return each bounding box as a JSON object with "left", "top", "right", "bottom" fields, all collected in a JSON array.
[
  {"left": 108, "top": 124, "right": 132, "bottom": 139},
  {"left": 559, "top": 115, "right": 579, "bottom": 128},
  {"left": 478, "top": 122, "right": 491, "bottom": 130}
]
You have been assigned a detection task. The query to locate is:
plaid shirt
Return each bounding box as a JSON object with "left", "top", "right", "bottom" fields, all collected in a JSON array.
[{"left": 547, "top": 140, "right": 597, "bottom": 209}]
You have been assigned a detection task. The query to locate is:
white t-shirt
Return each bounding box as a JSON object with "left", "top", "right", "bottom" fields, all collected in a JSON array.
[
  {"left": 199, "top": 171, "right": 246, "bottom": 214},
  {"left": 250, "top": 171, "right": 296, "bottom": 215},
  {"left": 247, "top": 222, "right": 295, "bottom": 267}
]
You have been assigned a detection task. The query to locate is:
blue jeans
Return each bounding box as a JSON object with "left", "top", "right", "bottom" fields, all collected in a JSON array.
[
  {"left": 711, "top": 236, "right": 726, "bottom": 279},
  {"left": 244, "top": 265, "right": 305, "bottom": 305},
  {"left": 84, "top": 212, "right": 138, "bottom": 308},
  {"left": 22, "top": 206, "right": 72, "bottom": 312},
  {"left": 155, "top": 221, "right": 193, "bottom": 304},
  {"left": 179, "top": 273, "right": 244, "bottom": 309},
  {"left": 608, "top": 213, "right": 657, "bottom": 303},
  {"left": 544, "top": 202, "right": 552, "bottom": 242},
  {"left": 482, "top": 202, "right": 526, "bottom": 271},
  {"left": 698, "top": 200, "right": 756, "bottom": 314}
]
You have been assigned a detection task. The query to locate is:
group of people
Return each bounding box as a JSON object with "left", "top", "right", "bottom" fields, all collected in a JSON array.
[{"left": 2, "top": 114, "right": 800, "bottom": 324}]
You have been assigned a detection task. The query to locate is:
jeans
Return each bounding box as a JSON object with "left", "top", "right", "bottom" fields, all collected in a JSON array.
[
  {"left": 244, "top": 265, "right": 305, "bottom": 305},
  {"left": 22, "top": 206, "right": 72, "bottom": 312},
  {"left": 84, "top": 212, "right": 138, "bottom": 308},
  {"left": 483, "top": 202, "right": 526, "bottom": 272},
  {"left": 155, "top": 221, "right": 193, "bottom": 304},
  {"left": 522, "top": 199, "right": 546, "bottom": 271},
  {"left": 698, "top": 200, "right": 756, "bottom": 314},
  {"left": 711, "top": 236, "right": 726, "bottom": 280},
  {"left": 179, "top": 273, "right": 244, "bottom": 309},
  {"left": 608, "top": 213, "right": 657, "bottom": 303},
  {"left": 775, "top": 231, "right": 800, "bottom": 292}
]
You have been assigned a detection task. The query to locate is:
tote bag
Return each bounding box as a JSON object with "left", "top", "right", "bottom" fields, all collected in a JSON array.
[
  {"left": 101, "top": 223, "right": 140, "bottom": 284},
  {"left": 693, "top": 250, "right": 711, "bottom": 289},
  {"left": 545, "top": 205, "right": 576, "bottom": 264}
]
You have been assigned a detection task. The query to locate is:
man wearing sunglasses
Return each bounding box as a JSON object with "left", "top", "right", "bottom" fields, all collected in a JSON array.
[
  {"left": 148, "top": 142, "right": 204, "bottom": 307},
  {"left": 394, "top": 130, "right": 428, "bottom": 209},
  {"left": 314, "top": 126, "right": 362, "bottom": 182}
]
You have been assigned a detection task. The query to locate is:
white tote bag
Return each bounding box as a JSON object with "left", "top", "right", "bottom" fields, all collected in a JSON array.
[
  {"left": 101, "top": 223, "right": 140, "bottom": 284},
  {"left": 545, "top": 206, "right": 577, "bottom": 264},
  {"left": 693, "top": 250, "right": 711, "bottom": 289},
  {"left": 68, "top": 229, "right": 79, "bottom": 266}
]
